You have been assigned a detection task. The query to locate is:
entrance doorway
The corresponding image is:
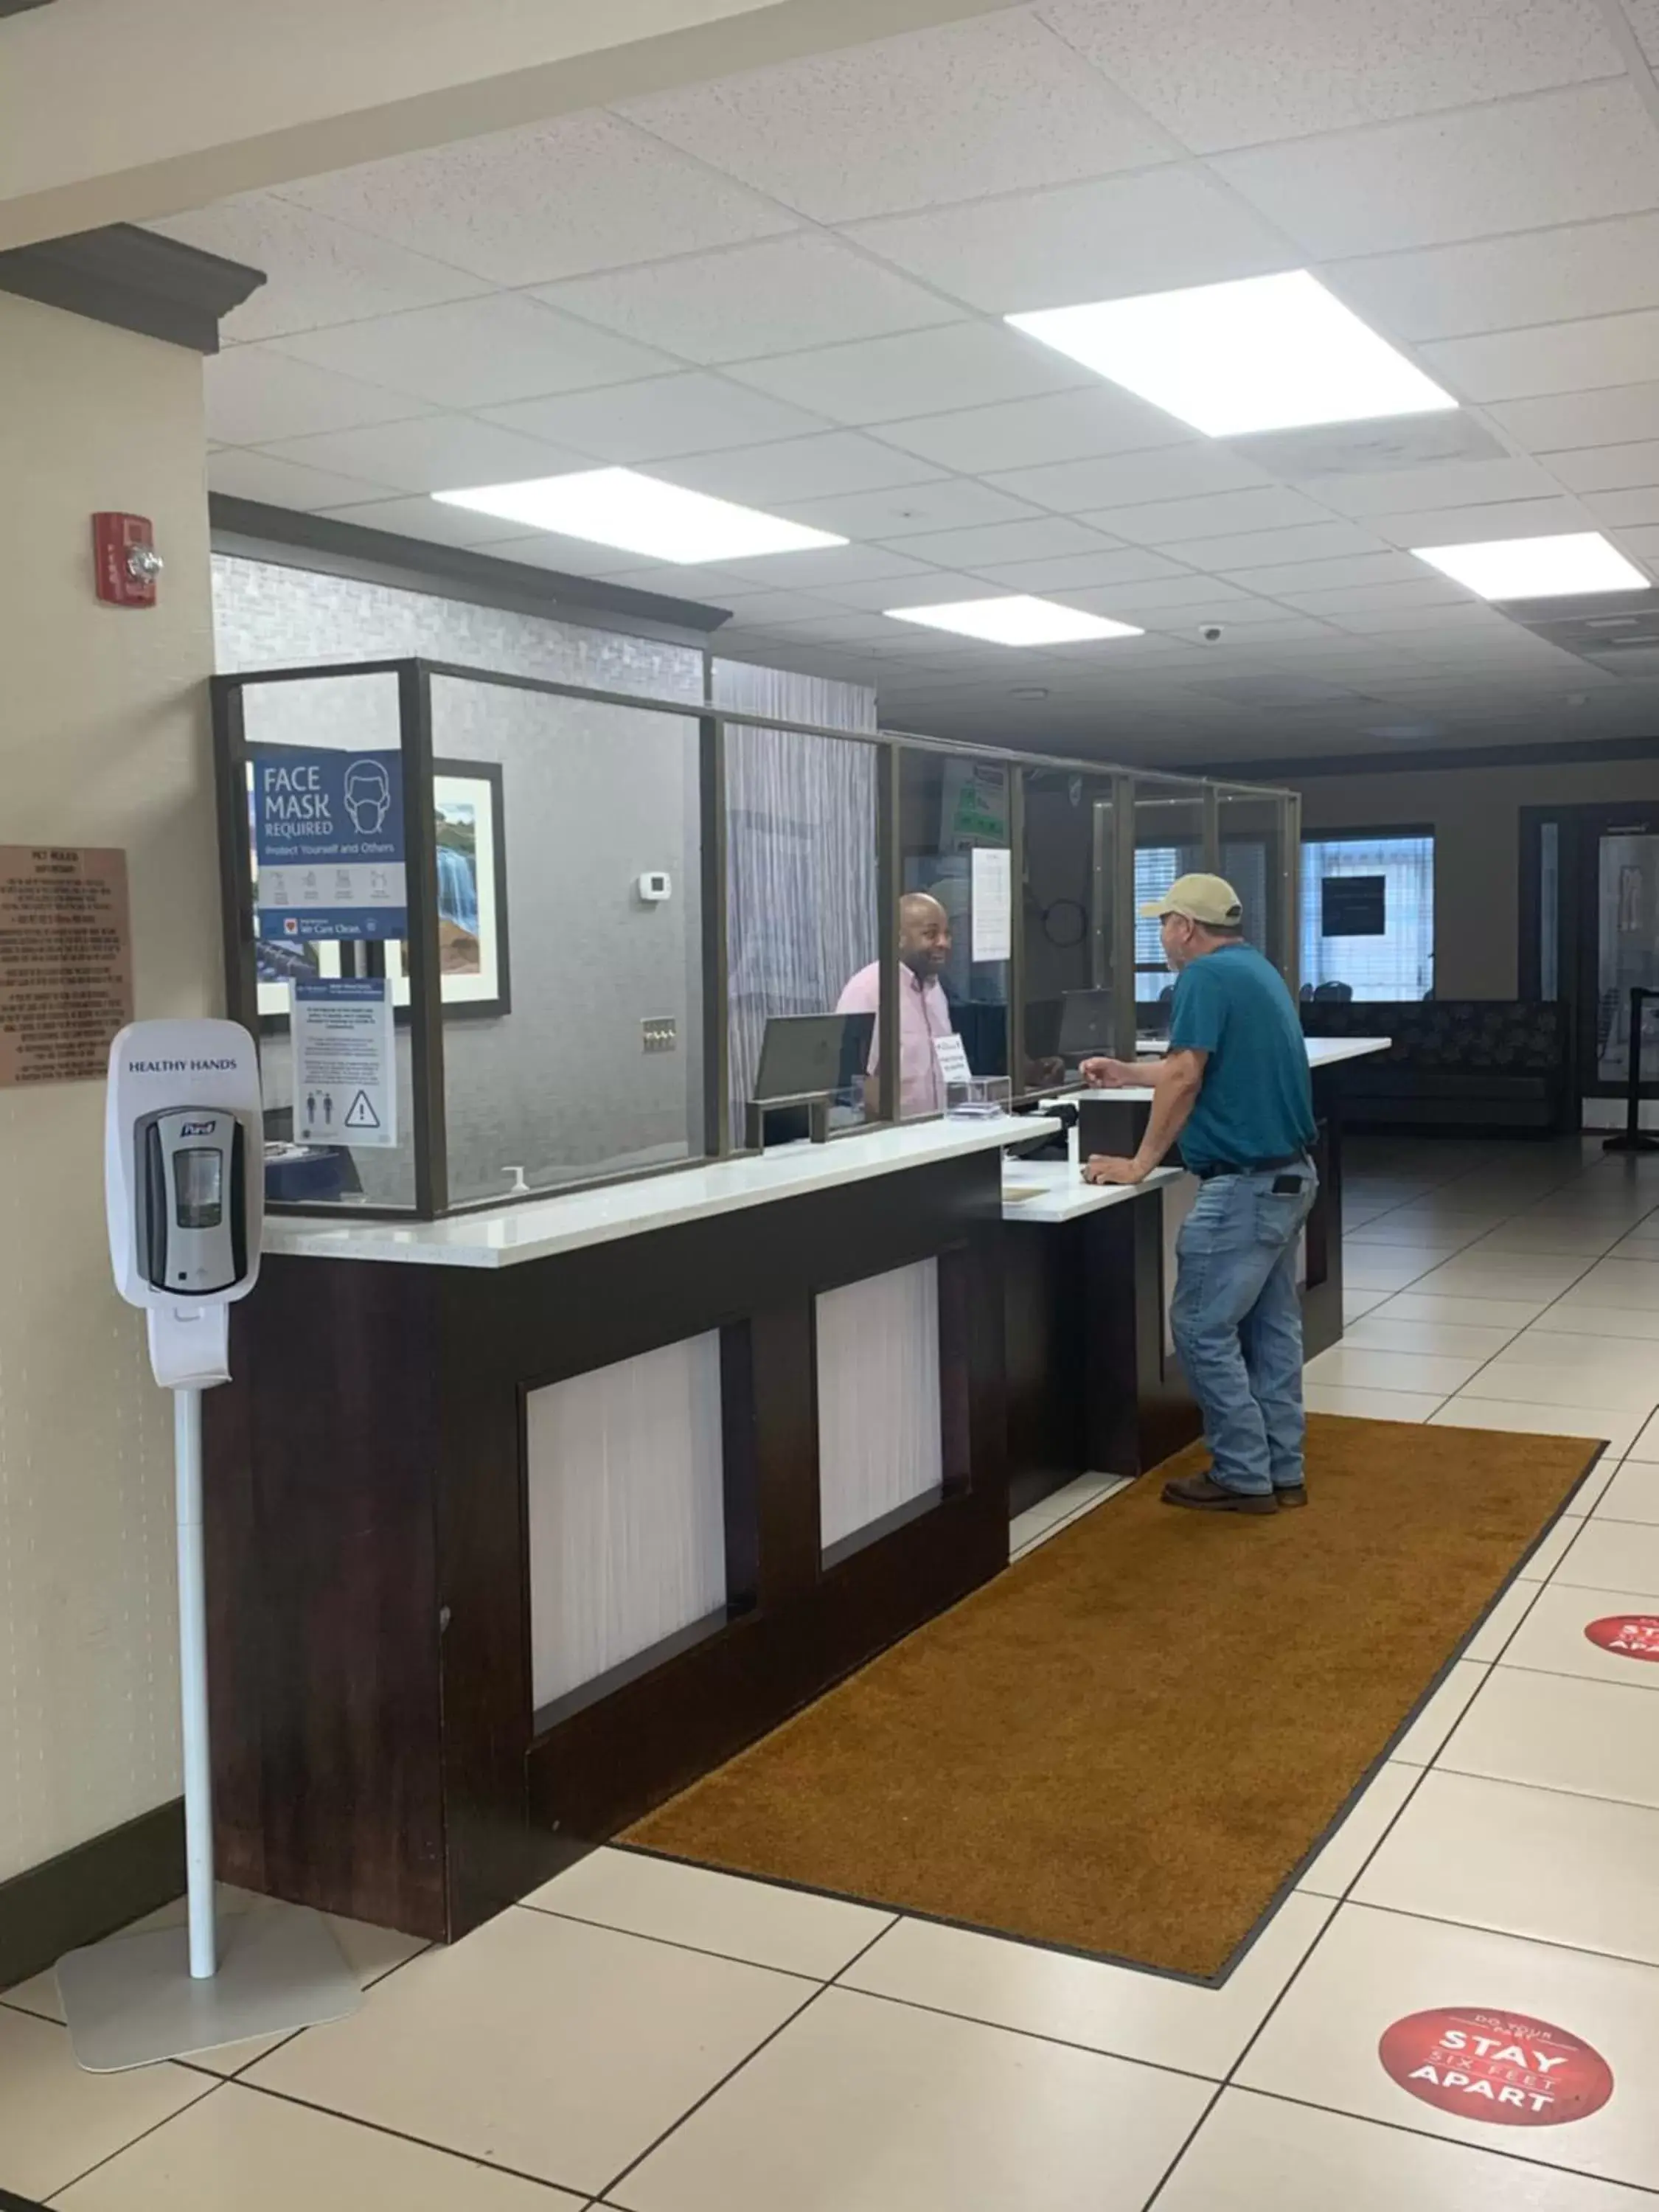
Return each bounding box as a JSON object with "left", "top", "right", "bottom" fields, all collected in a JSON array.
[{"left": 1524, "top": 801, "right": 1659, "bottom": 1129}]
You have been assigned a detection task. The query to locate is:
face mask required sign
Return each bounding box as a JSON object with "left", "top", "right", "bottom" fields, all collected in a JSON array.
[
  {"left": 254, "top": 748, "right": 407, "bottom": 942},
  {"left": 291, "top": 977, "right": 397, "bottom": 1149}
]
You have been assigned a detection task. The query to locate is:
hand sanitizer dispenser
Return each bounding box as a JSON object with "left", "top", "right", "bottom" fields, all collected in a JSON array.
[{"left": 59, "top": 1020, "right": 359, "bottom": 2073}]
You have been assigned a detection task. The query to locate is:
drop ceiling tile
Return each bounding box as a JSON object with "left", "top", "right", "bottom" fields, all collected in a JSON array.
[
  {"left": 1275, "top": 576, "right": 1476, "bottom": 617},
  {"left": 206, "top": 446, "right": 397, "bottom": 512},
  {"left": 1157, "top": 520, "right": 1391, "bottom": 570},
  {"left": 773, "top": 479, "right": 1042, "bottom": 540},
  {"left": 1610, "top": 522, "right": 1659, "bottom": 558},
  {"left": 813, "top": 574, "right": 978, "bottom": 613},
  {"left": 845, "top": 164, "right": 1293, "bottom": 315},
  {"left": 484, "top": 372, "right": 830, "bottom": 460},
  {"left": 534, "top": 233, "right": 960, "bottom": 366},
  {"left": 255, "top": 414, "right": 587, "bottom": 494},
  {"left": 1492, "top": 380, "right": 1659, "bottom": 451},
  {"left": 1371, "top": 493, "right": 1587, "bottom": 545},
  {"left": 984, "top": 445, "right": 1275, "bottom": 515},
  {"left": 654, "top": 434, "right": 944, "bottom": 505},
  {"left": 1213, "top": 82, "right": 1659, "bottom": 258},
  {"left": 147, "top": 192, "right": 491, "bottom": 344},
  {"left": 310, "top": 493, "right": 548, "bottom": 549},
  {"left": 1423, "top": 309, "right": 1659, "bottom": 405},
  {"left": 883, "top": 517, "right": 1121, "bottom": 570},
  {"left": 717, "top": 544, "right": 948, "bottom": 590},
  {"left": 646, "top": 583, "right": 841, "bottom": 621},
  {"left": 266, "top": 295, "right": 676, "bottom": 410},
  {"left": 204, "top": 349, "right": 434, "bottom": 445},
  {"left": 1056, "top": 574, "right": 1281, "bottom": 616},
  {"left": 1585, "top": 485, "right": 1659, "bottom": 526},
  {"left": 969, "top": 547, "right": 1194, "bottom": 591},
  {"left": 1079, "top": 486, "right": 1337, "bottom": 546},
  {"left": 1304, "top": 457, "right": 1562, "bottom": 515},
  {"left": 466, "top": 532, "right": 689, "bottom": 579},
  {"left": 872, "top": 386, "right": 1200, "bottom": 473},
  {"left": 1230, "top": 551, "right": 1437, "bottom": 594},
  {"left": 1038, "top": 0, "right": 1620, "bottom": 153},
  {"left": 618, "top": 13, "right": 1177, "bottom": 224},
  {"left": 723, "top": 324, "right": 1090, "bottom": 427},
  {"left": 1329, "top": 599, "right": 1531, "bottom": 636},
  {"left": 1326, "top": 212, "right": 1659, "bottom": 344},
  {"left": 1624, "top": 0, "right": 1659, "bottom": 63},
  {"left": 1551, "top": 439, "right": 1659, "bottom": 491},
  {"left": 276, "top": 111, "right": 795, "bottom": 285}
]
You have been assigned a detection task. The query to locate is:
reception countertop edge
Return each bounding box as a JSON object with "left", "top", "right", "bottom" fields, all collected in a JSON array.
[{"left": 264, "top": 1114, "right": 1060, "bottom": 1270}]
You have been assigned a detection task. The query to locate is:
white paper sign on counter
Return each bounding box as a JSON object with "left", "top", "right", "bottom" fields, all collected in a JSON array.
[{"left": 934, "top": 1032, "right": 972, "bottom": 1086}]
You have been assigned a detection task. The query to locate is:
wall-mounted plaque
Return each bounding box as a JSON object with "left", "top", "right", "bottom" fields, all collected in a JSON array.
[{"left": 0, "top": 846, "right": 133, "bottom": 1086}]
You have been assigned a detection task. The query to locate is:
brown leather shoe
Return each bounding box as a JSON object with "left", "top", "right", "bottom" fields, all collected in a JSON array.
[
  {"left": 1275, "top": 1485, "right": 1309, "bottom": 1509},
  {"left": 1161, "top": 1472, "right": 1277, "bottom": 1516}
]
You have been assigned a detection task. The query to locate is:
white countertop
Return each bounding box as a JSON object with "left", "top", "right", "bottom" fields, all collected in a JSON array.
[
  {"left": 1003, "top": 1158, "right": 1183, "bottom": 1225},
  {"left": 1040, "top": 1034, "right": 1391, "bottom": 1108},
  {"left": 264, "top": 1113, "right": 1059, "bottom": 1270}
]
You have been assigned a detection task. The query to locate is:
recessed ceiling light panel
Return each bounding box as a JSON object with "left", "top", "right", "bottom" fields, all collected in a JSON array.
[
  {"left": 1412, "top": 533, "right": 1651, "bottom": 601},
  {"left": 1007, "top": 271, "right": 1456, "bottom": 438},
  {"left": 434, "top": 467, "right": 846, "bottom": 563},
  {"left": 884, "top": 596, "right": 1143, "bottom": 646}
]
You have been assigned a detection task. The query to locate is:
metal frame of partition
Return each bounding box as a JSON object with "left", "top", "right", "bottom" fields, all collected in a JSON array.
[{"left": 212, "top": 656, "right": 1297, "bottom": 1220}]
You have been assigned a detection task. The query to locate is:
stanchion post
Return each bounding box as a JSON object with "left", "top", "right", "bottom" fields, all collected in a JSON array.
[{"left": 1604, "top": 985, "right": 1659, "bottom": 1153}]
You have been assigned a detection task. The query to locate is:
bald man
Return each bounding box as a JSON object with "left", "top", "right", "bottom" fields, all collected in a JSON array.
[{"left": 836, "top": 892, "right": 956, "bottom": 1118}]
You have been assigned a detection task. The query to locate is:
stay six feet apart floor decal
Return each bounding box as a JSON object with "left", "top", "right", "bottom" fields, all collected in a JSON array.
[
  {"left": 1585, "top": 1614, "right": 1659, "bottom": 1663},
  {"left": 1379, "top": 2008, "right": 1615, "bottom": 2127}
]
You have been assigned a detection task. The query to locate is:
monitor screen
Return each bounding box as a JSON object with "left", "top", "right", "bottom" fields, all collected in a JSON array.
[
  {"left": 753, "top": 1012, "right": 875, "bottom": 1102},
  {"left": 1056, "top": 989, "right": 1115, "bottom": 1060}
]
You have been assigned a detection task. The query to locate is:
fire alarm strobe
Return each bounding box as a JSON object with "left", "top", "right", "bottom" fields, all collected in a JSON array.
[{"left": 93, "top": 512, "right": 164, "bottom": 608}]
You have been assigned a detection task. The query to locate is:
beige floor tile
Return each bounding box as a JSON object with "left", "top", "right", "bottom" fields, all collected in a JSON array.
[
  {"left": 1342, "top": 1288, "right": 1389, "bottom": 1322},
  {"left": 1237, "top": 1903, "right": 1659, "bottom": 2188},
  {"left": 1304, "top": 1346, "right": 1484, "bottom": 1396},
  {"left": 1464, "top": 1576, "right": 1545, "bottom": 1663},
  {"left": 521, "top": 1847, "right": 891, "bottom": 1979},
  {"left": 1573, "top": 1259, "right": 1659, "bottom": 1308},
  {"left": 1342, "top": 1215, "right": 1489, "bottom": 1249},
  {"left": 1297, "top": 1763, "right": 1423, "bottom": 1899},
  {"left": 1441, "top": 1667, "right": 1659, "bottom": 1812},
  {"left": 1526, "top": 1302, "right": 1659, "bottom": 1342},
  {"left": 839, "top": 1891, "right": 1332, "bottom": 2079},
  {"left": 1355, "top": 1768, "right": 1659, "bottom": 1966},
  {"left": 1625, "top": 1407, "right": 1659, "bottom": 1461},
  {"left": 1411, "top": 1258, "right": 1593, "bottom": 1297},
  {"left": 1503, "top": 1580, "right": 1659, "bottom": 1694},
  {"left": 1157, "top": 2085, "right": 1657, "bottom": 2211},
  {"left": 244, "top": 1904, "right": 811, "bottom": 2197},
  {"left": 1549, "top": 1517, "right": 1659, "bottom": 1593},
  {"left": 1304, "top": 1382, "right": 1446, "bottom": 1423},
  {"left": 609, "top": 1983, "right": 1211, "bottom": 2212},
  {"left": 54, "top": 2081, "right": 582, "bottom": 2211},
  {"left": 1340, "top": 1315, "right": 1523, "bottom": 1360},
  {"left": 0, "top": 2008, "right": 209, "bottom": 2202},
  {"left": 1592, "top": 1458, "right": 1659, "bottom": 1525},
  {"left": 1469, "top": 1228, "right": 1625, "bottom": 1258},
  {"left": 1373, "top": 1291, "right": 1554, "bottom": 1328},
  {"left": 1458, "top": 1363, "right": 1659, "bottom": 1414},
  {"left": 1429, "top": 1399, "right": 1636, "bottom": 1455},
  {"left": 1342, "top": 1250, "right": 1447, "bottom": 1293},
  {"left": 1392, "top": 1660, "right": 1490, "bottom": 1766}
]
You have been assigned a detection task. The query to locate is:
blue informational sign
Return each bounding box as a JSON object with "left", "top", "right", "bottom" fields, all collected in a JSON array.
[{"left": 253, "top": 748, "right": 406, "bottom": 942}]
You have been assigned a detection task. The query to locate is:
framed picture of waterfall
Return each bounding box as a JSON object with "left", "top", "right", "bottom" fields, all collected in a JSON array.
[{"left": 385, "top": 759, "right": 511, "bottom": 1019}]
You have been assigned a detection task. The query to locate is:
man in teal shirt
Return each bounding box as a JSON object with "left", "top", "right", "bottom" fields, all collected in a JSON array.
[{"left": 1082, "top": 874, "right": 1318, "bottom": 1514}]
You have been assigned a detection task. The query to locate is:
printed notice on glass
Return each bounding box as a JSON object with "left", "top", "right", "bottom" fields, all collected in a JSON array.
[
  {"left": 254, "top": 747, "right": 407, "bottom": 942},
  {"left": 0, "top": 846, "right": 133, "bottom": 1087},
  {"left": 970, "top": 846, "right": 1012, "bottom": 962},
  {"left": 291, "top": 976, "right": 397, "bottom": 1148}
]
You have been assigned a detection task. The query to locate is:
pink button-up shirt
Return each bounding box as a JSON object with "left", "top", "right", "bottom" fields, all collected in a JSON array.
[{"left": 835, "top": 961, "right": 955, "bottom": 1118}]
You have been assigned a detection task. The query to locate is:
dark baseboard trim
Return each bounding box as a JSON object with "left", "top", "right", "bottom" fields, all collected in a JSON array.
[
  {"left": 210, "top": 495, "right": 731, "bottom": 649},
  {"left": 1183, "top": 731, "right": 1659, "bottom": 782},
  {"left": 0, "top": 1798, "right": 183, "bottom": 1994},
  {"left": 0, "top": 224, "right": 263, "bottom": 354}
]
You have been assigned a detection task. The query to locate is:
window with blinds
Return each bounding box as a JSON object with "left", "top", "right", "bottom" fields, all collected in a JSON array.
[
  {"left": 1300, "top": 832, "right": 1435, "bottom": 1002},
  {"left": 1133, "top": 841, "right": 1272, "bottom": 1004}
]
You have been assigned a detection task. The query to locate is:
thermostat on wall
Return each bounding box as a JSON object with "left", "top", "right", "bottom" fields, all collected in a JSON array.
[{"left": 637, "top": 871, "right": 672, "bottom": 903}]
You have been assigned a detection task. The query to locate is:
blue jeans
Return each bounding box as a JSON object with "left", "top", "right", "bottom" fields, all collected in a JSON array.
[{"left": 1170, "top": 1165, "right": 1318, "bottom": 1498}]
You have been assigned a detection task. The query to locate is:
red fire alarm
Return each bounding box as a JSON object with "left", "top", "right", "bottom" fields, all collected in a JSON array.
[{"left": 93, "top": 513, "right": 164, "bottom": 608}]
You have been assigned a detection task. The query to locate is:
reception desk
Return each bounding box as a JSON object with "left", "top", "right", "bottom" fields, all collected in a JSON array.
[{"left": 204, "top": 1116, "right": 1050, "bottom": 1944}]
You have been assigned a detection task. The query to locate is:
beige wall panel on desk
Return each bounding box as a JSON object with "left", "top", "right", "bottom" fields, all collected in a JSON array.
[{"left": 815, "top": 1259, "right": 943, "bottom": 1556}]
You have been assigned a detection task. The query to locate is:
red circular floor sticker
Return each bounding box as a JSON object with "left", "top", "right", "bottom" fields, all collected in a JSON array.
[
  {"left": 1586, "top": 1615, "right": 1659, "bottom": 1663},
  {"left": 1379, "top": 2008, "right": 1614, "bottom": 2126}
]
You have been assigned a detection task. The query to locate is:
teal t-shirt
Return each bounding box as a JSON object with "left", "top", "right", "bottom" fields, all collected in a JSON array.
[{"left": 1166, "top": 942, "right": 1316, "bottom": 1172}]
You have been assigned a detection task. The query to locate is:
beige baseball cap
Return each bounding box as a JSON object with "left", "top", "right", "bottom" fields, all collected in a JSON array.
[{"left": 1137, "top": 872, "right": 1243, "bottom": 927}]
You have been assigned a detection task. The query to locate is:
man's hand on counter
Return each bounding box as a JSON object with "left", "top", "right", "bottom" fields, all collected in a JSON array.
[
  {"left": 1082, "top": 1152, "right": 1148, "bottom": 1186},
  {"left": 1078, "top": 1057, "right": 1141, "bottom": 1089}
]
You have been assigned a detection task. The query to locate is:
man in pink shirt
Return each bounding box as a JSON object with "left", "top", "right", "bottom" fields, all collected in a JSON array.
[{"left": 836, "top": 893, "right": 956, "bottom": 1119}]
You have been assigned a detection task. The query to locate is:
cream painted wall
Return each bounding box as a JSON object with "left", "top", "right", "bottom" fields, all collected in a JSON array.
[
  {"left": 0, "top": 292, "right": 217, "bottom": 1882},
  {"left": 1296, "top": 754, "right": 1659, "bottom": 999}
]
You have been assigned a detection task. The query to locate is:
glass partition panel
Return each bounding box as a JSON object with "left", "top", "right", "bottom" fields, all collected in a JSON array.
[
  {"left": 899, "top": 749, "right": 1011, "bottom": 1102},
  {"left": 726, "top": 721, "right": 880, "bottom": 1133},
  {"left": 1021, "top": 765, "right": 1119, "bottom": 1087},
  {"left": 241, "top": 669, "right": 419, "bottom": 1214},
  {"left": 431, "top": 673, "right": 706, "bottom": 1205},
  {"left": 1132, "top": 782, "right": 1207, "bottom": 1035},
  {"left": 1217, "top": 785, "right": 1294, "bottom": 989}
]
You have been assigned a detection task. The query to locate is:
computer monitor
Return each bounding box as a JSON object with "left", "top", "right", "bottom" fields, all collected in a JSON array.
[
  {"left": 753, "top": 1012, "right": 875, "bottom": 1102},
  {"left": 1056, "top": 989, "right": 1115, "bottom": 1060}
]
